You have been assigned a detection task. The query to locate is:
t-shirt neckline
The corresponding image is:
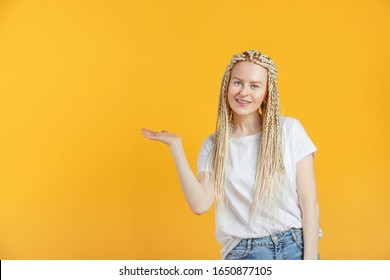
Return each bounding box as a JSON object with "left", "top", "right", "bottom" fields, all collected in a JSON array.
[{"left": 230, "top": 131, "right": 261, "bottom": 141}]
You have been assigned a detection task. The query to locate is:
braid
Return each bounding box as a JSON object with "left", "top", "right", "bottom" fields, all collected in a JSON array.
[{"left": 209, "top": 50, "right": 289, "bottom": 228}]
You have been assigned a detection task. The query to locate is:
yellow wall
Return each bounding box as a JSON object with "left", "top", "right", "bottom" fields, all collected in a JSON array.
[{"left": 0, "top": 0, "right": 389, "bottom": 259}]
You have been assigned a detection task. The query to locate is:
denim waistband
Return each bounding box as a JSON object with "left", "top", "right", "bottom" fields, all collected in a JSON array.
[{"left": 236, "top": 227, "right": 302, "bottom": 249}]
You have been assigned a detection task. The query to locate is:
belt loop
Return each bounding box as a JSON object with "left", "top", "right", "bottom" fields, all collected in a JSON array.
[
  {"left": 246, "top": 238, "right": 252, "bottom": 252},
  {"left": 290, "top": 227, "right": 298, "bottom": 243}
]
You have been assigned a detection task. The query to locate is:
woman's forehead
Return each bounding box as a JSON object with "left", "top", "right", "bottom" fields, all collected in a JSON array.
[{"left": 231, "top": 61, "right": 268, "bottom": 81}]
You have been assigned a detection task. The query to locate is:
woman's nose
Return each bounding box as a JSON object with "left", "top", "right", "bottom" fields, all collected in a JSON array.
[{"left": 239, "top": 84, "right": 250, "bottom": 96}]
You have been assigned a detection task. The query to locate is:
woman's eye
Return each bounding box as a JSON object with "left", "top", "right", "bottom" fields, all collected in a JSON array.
[{"left": 232, "top": 81, "right": 259, "bottom": 89}]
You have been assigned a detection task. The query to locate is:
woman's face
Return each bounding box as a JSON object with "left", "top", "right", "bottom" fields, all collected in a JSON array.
[{"left": 227, "top": 61, "right": 268, "bottom": 117}]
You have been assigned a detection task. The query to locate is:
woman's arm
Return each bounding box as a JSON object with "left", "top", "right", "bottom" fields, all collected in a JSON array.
[
  {"left": 296, "top": 153, "right": 320, "bottom": 260},
  {"left": 142, "top": 128, "right": 214, "bottom": 215}
]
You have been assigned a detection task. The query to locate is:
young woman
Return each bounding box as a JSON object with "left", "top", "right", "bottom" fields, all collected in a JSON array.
[{"left": 142, "top": 50, "right": 322, "bottom": 260}]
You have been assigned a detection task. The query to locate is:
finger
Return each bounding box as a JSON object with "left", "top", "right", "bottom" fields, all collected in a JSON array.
[
  {"left": 142, "top": 130, "right": 164, "bottom": 138},
  {"left": 142, "top": 133, "right": 158, "bottom": 140},
  {"left": 142, "top": 128, "right": 154, "bottom": 133},
  {"left": 142, "top": 129, "right": 157, "bottom": 136}
]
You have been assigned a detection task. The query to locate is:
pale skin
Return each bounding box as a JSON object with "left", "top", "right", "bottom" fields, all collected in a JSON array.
[{"left": 142, "top": 61, "right": 320, "bottom": 260}]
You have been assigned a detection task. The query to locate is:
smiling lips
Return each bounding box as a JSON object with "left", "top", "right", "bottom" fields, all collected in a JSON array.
[{"left": 236, "top": 98, "right": 251, "bottom": 105}]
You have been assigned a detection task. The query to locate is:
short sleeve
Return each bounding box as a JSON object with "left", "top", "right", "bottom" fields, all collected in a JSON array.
[
  {"left": 291, "top": 119, "right": 317, "bottom": 163},
  {"left": 197, "top": 135, "right": 214, "bottom": 176}
]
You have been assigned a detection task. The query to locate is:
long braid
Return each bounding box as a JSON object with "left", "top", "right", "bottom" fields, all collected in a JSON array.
[{"left": 209, "top": 50, "right": 288, "bottom": 228}]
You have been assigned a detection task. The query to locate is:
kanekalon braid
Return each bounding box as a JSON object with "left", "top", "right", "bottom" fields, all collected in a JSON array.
[{"left": 209, "top": 50, "right": 288, "bottom": 228}]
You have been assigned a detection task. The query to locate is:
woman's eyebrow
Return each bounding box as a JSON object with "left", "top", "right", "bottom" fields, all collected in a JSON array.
[{"left": 231, "top": 77, "right": 263, "bottom": 84}]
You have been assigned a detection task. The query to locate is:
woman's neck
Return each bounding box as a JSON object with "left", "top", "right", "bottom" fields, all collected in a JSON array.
[{"left": 232, "top": 111, "right": 263, "bottom": 137}]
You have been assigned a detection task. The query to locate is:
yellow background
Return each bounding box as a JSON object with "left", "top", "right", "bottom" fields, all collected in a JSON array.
[{"left": 0, "top": 0, "right": 389, "bottom": 259}]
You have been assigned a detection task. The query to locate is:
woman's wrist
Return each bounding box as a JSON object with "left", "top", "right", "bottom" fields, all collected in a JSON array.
[{"left": 169, "top": 137, "right": 183, "bottom": 151}]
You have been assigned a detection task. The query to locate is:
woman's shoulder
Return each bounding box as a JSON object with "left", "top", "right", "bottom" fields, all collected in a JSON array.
[
  {"left": 281, "top": 115, "right": 313, "bottom": 141},
  {"left": 198, "top": 132, "right": 215, "bottom": 155},
  {"left": 281, "top": 115, "right": 308, "bottom": 136},
  {"left": 281, "top": 115, "right": 298, "bottom": 129},
  {"left": 201, "top": 132, "right": 216, "bottom": 147}
]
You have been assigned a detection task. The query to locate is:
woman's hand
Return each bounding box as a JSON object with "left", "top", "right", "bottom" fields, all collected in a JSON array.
[
  {"left": 141, "top": 128, "right": 182, "bottom": 148},
  {"left": 141, "top": 128, "right": 213, "bottom": 214}
]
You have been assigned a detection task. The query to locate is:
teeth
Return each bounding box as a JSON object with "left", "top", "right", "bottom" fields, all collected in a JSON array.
[{"left": 237, "top": 99, "right": 250, "bottom": 104}]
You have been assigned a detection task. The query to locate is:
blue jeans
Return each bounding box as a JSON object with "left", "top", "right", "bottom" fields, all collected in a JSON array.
[{"left": 224, "top": 227, "right": 321, "bottom": 260}]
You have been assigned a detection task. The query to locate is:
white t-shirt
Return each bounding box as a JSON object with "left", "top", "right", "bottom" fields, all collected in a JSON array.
[{"left": 197, "top": 116, "right": 323, "bottom": 259}]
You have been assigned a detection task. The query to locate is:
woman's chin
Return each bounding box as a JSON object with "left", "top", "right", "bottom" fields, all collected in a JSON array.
[{"left": 231, "top": 109, "right": 260, "bottom": 117}]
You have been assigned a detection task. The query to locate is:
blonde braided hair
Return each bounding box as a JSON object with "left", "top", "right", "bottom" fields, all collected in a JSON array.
[{"left": 210, "top": 50, "right": 289, "bottom": 228}]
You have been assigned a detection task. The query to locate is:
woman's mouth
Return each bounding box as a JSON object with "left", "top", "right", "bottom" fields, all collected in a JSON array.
[{"left": 236, "top": 99, "right": 251, "bottom": 106}]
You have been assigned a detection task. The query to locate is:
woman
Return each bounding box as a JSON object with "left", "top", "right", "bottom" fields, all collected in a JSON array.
[{"left": 142, "top": 50, "right": 322, "bottom": 260}]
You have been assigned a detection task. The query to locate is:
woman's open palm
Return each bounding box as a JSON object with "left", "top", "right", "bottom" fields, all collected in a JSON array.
[{"left": 141, "top": 128, "right": 181, "bottom": 147}]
